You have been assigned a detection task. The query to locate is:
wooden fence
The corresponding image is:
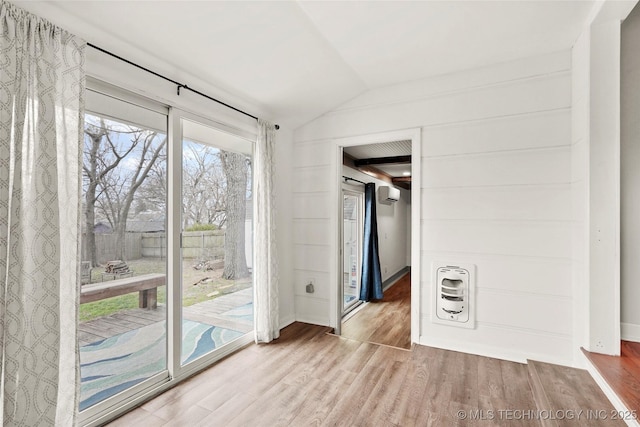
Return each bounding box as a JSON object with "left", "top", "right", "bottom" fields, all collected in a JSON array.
[
  {"left": 82, "top": 230, "right": 227, "bottom": 265},
  {"left": 141, "top": 230, "right": 225, "bottom": 260},
  {"left": 81, "top": 233, "right": 142, "bottom": 265}
]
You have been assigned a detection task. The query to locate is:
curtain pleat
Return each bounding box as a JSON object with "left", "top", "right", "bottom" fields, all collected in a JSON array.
[
  {"left": 254, "top": 119, "right": 279, "bottom": 343},
  {"left": 360, "top": 183, "right": 383, "bottom": 301},
  {"left": 0, "top": 1, "right": 85, "bottom": 425}
]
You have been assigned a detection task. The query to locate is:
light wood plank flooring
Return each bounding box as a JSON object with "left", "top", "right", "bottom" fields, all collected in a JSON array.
[
  {"left": 107, "top": 323, "right": 537, "bottom": 426},
  {"left": 340, "top": 272, "right": 411, "bottom": 349},
  {"left": 583, "top": 341, "right": 640, "bottom": 419},
  {"left": 105, "top": 321, "right": 615, "bottom": 427},
  {"left": 527, "top": 360, "right": 625, "bottom": 426}
]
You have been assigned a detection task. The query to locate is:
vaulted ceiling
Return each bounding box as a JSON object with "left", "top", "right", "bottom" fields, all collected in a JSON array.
[{"left": 16, "top": 1, "right": 596, "bottom": 129}]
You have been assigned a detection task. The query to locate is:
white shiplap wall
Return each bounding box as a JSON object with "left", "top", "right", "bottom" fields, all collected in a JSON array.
[{"left": 293, "top": 50, "right": 575, "bottom": 364}]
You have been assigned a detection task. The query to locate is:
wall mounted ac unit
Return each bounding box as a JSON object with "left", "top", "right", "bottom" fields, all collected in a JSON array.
[{"left": 378, "top": 186, "right": 400, "bottom": 204}]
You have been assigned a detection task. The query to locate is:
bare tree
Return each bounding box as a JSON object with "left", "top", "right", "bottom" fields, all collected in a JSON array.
[
  {"left": 98, "top": 130, "right": 166, "bottom": 260},
  {"left": 137, "top": 153, "right": 167, "bottom": 214},
  {"left": 83, "top": 117, "right": 136, "bottom": 266},
  {"left": 181, "top": 144, "right": 226, "bottom": 229},
  {"left": 220, "top": 150, "right": 250, "bottom": 280},
  {"left": 83, "top": 116, "right": 166, "bottom": 264}
]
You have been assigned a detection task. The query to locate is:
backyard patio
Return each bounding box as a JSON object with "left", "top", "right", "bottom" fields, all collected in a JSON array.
[
  {"left": 78, "top": 258, "right": 253, "bottom": 411},
  {"left": 78, "top": 287, "right": 253, "bottom": 346}
]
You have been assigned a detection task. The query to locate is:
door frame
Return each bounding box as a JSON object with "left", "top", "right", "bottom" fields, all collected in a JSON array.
[{"left": 332, "top": 128, "right": 421, "bottom": 342}]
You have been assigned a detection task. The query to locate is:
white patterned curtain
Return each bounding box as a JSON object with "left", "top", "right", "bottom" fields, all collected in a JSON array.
[
  {"left": 0, "top": 1, "right": 85, "bottom": 426},
  {"left": 254, "top": 119, "right": 279, "bottom": 343}
]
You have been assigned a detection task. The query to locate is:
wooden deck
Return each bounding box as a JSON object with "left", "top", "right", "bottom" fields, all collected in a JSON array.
[{"left": 79, "top": 287, "right": 253, "bottom": 346}]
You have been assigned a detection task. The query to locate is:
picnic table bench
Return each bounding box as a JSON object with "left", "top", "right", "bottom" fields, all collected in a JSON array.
[{"left": 80, "top": 273, "right": 165, "bottom": 309}]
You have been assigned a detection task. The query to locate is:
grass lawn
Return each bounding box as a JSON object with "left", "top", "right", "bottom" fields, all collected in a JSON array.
[{"left": 79, "top": 258, "right": 251, "bottom": 322}]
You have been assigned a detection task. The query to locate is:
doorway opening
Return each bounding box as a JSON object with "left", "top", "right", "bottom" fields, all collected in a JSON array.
[{"left": 336, "top": 136, "right": 418, "bottom": 350}]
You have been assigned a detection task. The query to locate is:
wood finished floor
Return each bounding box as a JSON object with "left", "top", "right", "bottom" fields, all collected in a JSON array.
[
  {"left": 527, "top": 360, "right": 624, "bottom": 427},
  {"left": 107, "top": 322, "right": 535, "bottom": 426},
  {"left": 105, "top": 321, "right": 619, "bottom": 427},
  {"left": 340, "top": 272, "right": 411, "bottom": 349},
  {"left": 583, "top": 341, "right": 640, "bottom": 419}
]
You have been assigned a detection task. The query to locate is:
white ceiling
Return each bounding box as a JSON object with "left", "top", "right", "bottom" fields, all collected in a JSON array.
[
  {"left": 15, "top": 1, "right": 596, "bottom": 129},
  {"left": 344, "top": 140, "right": 412, "bottom": 178}
]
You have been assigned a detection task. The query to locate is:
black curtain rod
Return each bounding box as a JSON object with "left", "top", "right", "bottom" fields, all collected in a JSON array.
[
  {"left": 87, "top": 42, "right": 280, "bottom": 130},
  {"left": 342, "top": 176, "right": 367, "bottom": 185}
]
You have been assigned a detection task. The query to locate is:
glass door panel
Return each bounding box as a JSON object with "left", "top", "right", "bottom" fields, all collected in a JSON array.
[
  {"left": 79, "top": 101, "right": 167, "bottom": 411},
  {"left": 343, "top": 190, "right": 363, "bottom": 315},
  {"left": 180, "top": 120, "right": 253, "bottom": 366}
]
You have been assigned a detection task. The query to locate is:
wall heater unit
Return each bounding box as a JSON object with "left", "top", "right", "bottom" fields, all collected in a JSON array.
[{"left": 432, "top": 263, "right": 475, "bottom": 329}]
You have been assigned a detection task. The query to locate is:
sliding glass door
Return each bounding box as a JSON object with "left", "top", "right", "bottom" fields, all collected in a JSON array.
[
  {"left": 179, "top": 119, "right": 254, "bottom": 366},
  {"left": 79, "top": 82, "right": 169, "bottom": 415},
  {"left": 79, "top": 81, "right": 255, "bottom": 423},
  {"left": 342, "top": 189, "right": 363, "bottom": 315}
]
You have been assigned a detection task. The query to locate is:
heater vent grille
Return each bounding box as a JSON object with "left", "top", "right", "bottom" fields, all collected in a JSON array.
[{"left": 432, "top": 263, "right": 475, "bottom": 329}]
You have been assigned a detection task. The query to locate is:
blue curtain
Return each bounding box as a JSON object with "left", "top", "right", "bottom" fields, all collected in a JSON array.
[{"left": 360, "top": 183, "right": 383, "bottom": 301}]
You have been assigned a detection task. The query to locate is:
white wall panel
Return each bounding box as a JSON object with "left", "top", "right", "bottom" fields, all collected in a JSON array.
[
  {"left": 292, "top": 165, "right": 333, "bottom": 193},
  {"left": 296, "top": 70, "right": 570, "bottom": 143},
  {"left": 422, "top": 109, "right": 570, "bottom": 157},
  {"left": 295, "top": 296, "right": 330, "bottom": 326},
  {"left": 421, "top": 319, "right": 573, "bottom": 365},
  {"left": 421, "top": 220, "right": 572, "bottom": 259},
  {"left": 293, "top": 244, "right": 332, "bottom": 273},
  {"left": 293, "top": 219, "right": 332, "bottom": 245},
  {"left": 475, "top": 289, "right": 572, "bottom": 335},
  {"left": 421, "top": 147, "right": 571, "bottom": 189},
  {"left": 423, "top": 185, "right": 572, "bottom": 222},
  {"left": 293, "top": 141, "right": 333, "bottom": 168},
  {"left": 292, "top": 193, "right": 332, "bottom": 219},
  {"left": 334, "top": 50, "right": 571, "bottom": 114},
  {"left": 274, "top": 128, "right": 296, "bottom": 327}
]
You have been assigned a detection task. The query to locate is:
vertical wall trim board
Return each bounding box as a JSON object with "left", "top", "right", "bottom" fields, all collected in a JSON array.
[{"left": 587, "top": 20, "right": 621, "bottom": 355}]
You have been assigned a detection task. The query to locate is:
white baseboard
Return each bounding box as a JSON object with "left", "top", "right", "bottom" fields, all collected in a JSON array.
[
  {"left": 279, "top": 314, "right": 296, "bottom": 330},
  {"left": 383, "top": 266, "right": 410, "bottom": 291},
  {"left": 295, "top": 314, "right": 331, "bottom": 327},
  {"left": 621, "top": 323, "right": 640, "bottom": 343},
  {"left": 418, "top": 334, "right": 574, "bottom": 367},
  {"left": 582, "top": 352, "right": 640, "bottom": 427}
]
